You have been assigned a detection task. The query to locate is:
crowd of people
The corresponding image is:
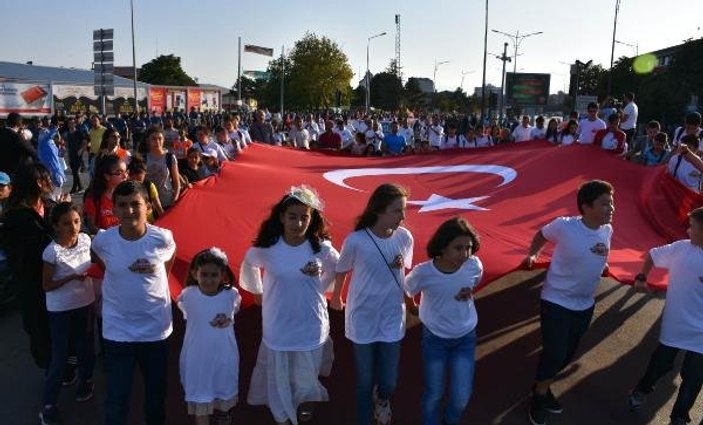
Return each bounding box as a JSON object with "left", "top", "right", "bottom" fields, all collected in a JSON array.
[{"left": 0, "top": 94, "right": 701, "bottom": 425}]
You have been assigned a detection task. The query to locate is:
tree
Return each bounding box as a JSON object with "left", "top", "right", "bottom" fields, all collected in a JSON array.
[
  {"left": 403, "top": 78, "right": 429, "bottom": 109},
  {"left": 370, "top": 61, "right": 403, "bottom": 110},
  {"left": 262, "top": 33, "right": 354, "bottom": 110},
  {"left": 139, "top": 54, "right": 197, "bottom": 86}
]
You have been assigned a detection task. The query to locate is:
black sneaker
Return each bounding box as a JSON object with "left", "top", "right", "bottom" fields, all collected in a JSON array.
[
  {"left": 61, "top": 366, "right": 77, "bottom": 386},
  {"left": 529, "top": 396, "right": 547, "bottom": 425},
  {"left": 627, "top": 389, "right": 647, "bottom": 410},
  {"left": 75, "top": 380, "right": 94, "bottom": 402},
  {"left": 543, "top": 388, "right": 563, "bottom": 414},
  {"left": 39, "top": 405, "right": 59, "bottom": 425}
]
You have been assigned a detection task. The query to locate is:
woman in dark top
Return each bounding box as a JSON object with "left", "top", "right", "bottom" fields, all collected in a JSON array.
[{"left": 2, "top": 163, "right": 58, "bottom": 368}]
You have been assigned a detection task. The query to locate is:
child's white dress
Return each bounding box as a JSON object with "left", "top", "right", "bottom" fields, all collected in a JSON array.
[{"left": 178, "top": 286, "right": 241, "bottom": 415}]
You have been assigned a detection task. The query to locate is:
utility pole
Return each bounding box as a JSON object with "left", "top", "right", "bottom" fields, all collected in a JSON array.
[
  {"left": 608, "top": 0, "right": 621, "bottom": 96},
  {"left": 497, "top": 42, "right": 511, "bottom": 122}
]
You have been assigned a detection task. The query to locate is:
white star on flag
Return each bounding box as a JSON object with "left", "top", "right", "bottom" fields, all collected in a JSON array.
[{"left": 408, "top": 194, "right": 489, "bottom": 213}]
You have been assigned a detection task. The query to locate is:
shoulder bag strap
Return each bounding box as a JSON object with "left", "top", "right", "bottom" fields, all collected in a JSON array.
[{"left": 364, "top": 228, "right": 402, "bottom": 288}]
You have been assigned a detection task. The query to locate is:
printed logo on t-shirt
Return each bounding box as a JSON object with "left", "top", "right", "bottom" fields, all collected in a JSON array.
[
  {"left": 454, "top": 286, "right": 473, "bottom": 301},
  {"left": 128, "top": 258, "right": 157, "bottom": 274},
  {"left": 589, "top": 243, "right": 609, "bottom": 257},
  {"left": 300, "top": 259, "right": 323, "bottom": 277},
  {"left": 209, "top": 313, "right": 232, "bottom": 328},
  {"left": 390, "top": 254, "right": 404, "bottom": 269}
]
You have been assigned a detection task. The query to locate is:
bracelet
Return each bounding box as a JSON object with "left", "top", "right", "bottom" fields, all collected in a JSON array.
[{"left": 635, "top": 273, "right": 647, "bottom": 282}]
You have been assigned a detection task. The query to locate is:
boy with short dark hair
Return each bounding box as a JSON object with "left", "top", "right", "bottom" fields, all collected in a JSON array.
[
  {"left": 91, "top": 180, "right": 176, "bottom": 425},
  {"left": 523, "top": 180, "right": 615, "bottom": 425},
  {"left": 628, "top": 207, "right": 703, "bottom": 425}
]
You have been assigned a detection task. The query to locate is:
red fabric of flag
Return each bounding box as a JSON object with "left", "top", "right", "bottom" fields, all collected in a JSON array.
[{"left": 157, "top": 142, "right": 701, "bottom": 307}]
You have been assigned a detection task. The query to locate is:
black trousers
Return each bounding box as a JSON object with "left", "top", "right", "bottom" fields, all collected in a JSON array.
[{"left": 634, "top": 343, "right": 703, "bottom": 422}]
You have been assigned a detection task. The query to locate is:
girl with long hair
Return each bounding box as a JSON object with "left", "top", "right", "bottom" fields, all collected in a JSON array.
[{"left": 331, "top": 183, "right": 414, "bottom": 425}]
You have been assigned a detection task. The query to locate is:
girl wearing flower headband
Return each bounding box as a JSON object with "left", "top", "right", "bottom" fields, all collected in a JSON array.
[
  {"left": 239, "top": 185, "right": 339, "bottom": 424},
  {"left": 178, "top": 247, "right": 240, "bottom": 425},
  {"left": 331, "top": 183, "right": 414, "bottom": 425}
]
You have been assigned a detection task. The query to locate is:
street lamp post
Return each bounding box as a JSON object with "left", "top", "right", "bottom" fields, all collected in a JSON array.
[
  {"left": 491, "top": 28, "right": 543, "bottom": 73},
  {"left": 615, "top": 39, "right": 639, "bottom": 57},
  {"left": 497, "top": 42, "right": 511, "bottom": 122},
  {"left": 460, "top": 69, "right": 475, "bottom": 92},
  {"left": 608, "top": 0, "right": 622, "bottom": 96},
  {"left": 366, "top": 31, "right": 387, "bottom": 111},
  {"left": 480, "top": 0, "right": 488, "bottom": 122},
  {"left": 433, "top": 59, "right": 450, "bottom": 92},
  {"left": 129, "top": 0, "right": 138, "bottom": 113}
]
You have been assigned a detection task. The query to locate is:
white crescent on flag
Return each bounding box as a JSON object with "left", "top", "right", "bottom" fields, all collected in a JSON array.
[{"left": 322, "top": 165, "right": 518, "bottom": 213}]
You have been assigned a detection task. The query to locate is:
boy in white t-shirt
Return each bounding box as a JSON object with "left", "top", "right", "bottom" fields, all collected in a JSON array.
[
  {"left": 91, "top": 180, "right": 176, "bottom": 425},
  {"left": 523, "top": 180, "right": 615, "bottom": 425},
  {"left": 668, "top": 135, "right": 703, "bottom": 193},
  {"left": 628, "top": 207, "right": 703, "bottom": 425}
]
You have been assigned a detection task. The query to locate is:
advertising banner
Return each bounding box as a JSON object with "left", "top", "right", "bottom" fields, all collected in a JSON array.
[
  {"left": 53, "top": 85, "right": 147, "bottom": 115},
  {"left": 149, "top": 87, "right": 167, "bottom": 114},
  {"left": 187, "top": 89, "right": 201, "bottom": 112},
  {"left": 505, "top": 73, "right": 551, "bottom": 106},
  {"left": 0, "top": 81, "right": 52, "bottom": 116},
  {"left": 201, "top": 91, "right": 219, "bottom": 111}
]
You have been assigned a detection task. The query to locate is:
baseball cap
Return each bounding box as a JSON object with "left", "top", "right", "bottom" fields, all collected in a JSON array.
[{"left": 0, "top": 172, "right": 10, "bottom": 185}]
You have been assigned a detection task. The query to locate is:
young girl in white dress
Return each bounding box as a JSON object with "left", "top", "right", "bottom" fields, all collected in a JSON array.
[
  {"left": 240, "top": 185, "right": 339, "bottom": 425},
  {"left": 178, "top": 247, "right": 241, "bottom": 425}
]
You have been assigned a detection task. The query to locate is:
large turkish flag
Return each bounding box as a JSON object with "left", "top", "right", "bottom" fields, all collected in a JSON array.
[{"left": 157, "top": 142, "right": 701, "bottom": 307}]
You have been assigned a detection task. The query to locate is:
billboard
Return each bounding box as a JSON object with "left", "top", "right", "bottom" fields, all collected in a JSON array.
[
  {"left": 0, "top": 81, "right": 52, "bottom": 116},
  {"left": 187, "top": 89, "right": 201, "bottom": 112},
  {"left": 149, "top": 87, "right": 167, "bottom": 114},
  {"left": 505, "top": 73, "right": 550, "bottom": 106}
]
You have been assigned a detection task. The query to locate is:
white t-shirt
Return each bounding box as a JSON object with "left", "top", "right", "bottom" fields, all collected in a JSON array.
[
  {"left": 240, "top": 239, "right": 339, "bottom": 351},
  {"left": 458, "top": 135, "right": 477, "bottom": 148},
  {"left": 621, "top": 101, "right": 638, "bottom": 130},
  {"left": 194, "top": 140, "right": 228, "bottom": 162},
  {"left": 672, "top": 126, "right": 702, "bottom": 147},
  {"left": 305, "top": 121, "right": 320, "bottom": 141},
  {"left": 92, "top": 225, "right": 176, "bottom": 342},
  {"left": 177, "top": 286, "right": 240, "bottom": 403},
  {"left": 649, "top": 240, "right": 703, "bottom": 354},
  {"left": 335, "top": 128, "right": 354, "bottom": 149},
  {"left": 405, "top": 257, "right": 482, "bottom": 339},
  {"left": 289, "top": 127, "right": 311, "bottom": 149},
  {"left": 428, "top": 125, "right": 444, "bottom": 148},
  {"left": 399, "top": 127, "right": 414, "bottom": 146},
  {"left": 578, "top": 118, "right": 606, "bottom": 145},
  {"left": 540, "top": 216, "right": 612, "bottom": 311},
  {"left": 441, "top": 135, "right": 459, "bottom": 150},
  {"left": 42, "top": 233, "right": 95, "bottom": 312},
  {"left": 512, "top": 125, "right": 532, "bottom": 142},
  {"left": 475, "top": 135, "right": 493, "bottom": 147},
  {"left": 530, "top": 126, "right": 546, "bottom": 140},
  {"left": 365, "top": 129, "right": 384, "bottom": 151},
  {"left": 336, "top": 227, "right": 414, "bottom": 344},
  {"left": 560, "top": 134, "right": 578, "bottom": 146},
  {"left": 668, "top": 153, "right": 702, "bottom": 192}
]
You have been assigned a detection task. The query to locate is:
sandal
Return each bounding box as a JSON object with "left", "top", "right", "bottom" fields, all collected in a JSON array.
[{"left": 297, "top": 402, "right": 315, "bottom": 423}]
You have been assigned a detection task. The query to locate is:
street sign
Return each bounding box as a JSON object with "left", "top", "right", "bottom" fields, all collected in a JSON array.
[
  {"left": 94, "top": 51, "right": 114, "bottom": 63},
  {"left": 94, "top": 74, "right": 114, "bottom": 86},
  {"left": 93, "top": 28, "right": 114, "bottom": 41},
  {"left": 94, "top": 86, "right": 115, "bottom": 96},
  {"left": 93, "top": 63, "right": 114, "bottom": 73},
  {"left": 93, "top": 40, "right": 114, "bottom": 51}
]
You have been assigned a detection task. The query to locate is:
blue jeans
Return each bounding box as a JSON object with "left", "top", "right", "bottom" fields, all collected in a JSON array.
[
  {"left": 43, "top": 305, "right": 95, "bottom": 405},
  {"left": 422, "top": 326, "right": 476, "bottom": 425},
  {"left": 352, "top": 340, "right": 402, "bottom": 425},
  {"left": 104, "top": 338, "right": 169, "bottom": 425}
]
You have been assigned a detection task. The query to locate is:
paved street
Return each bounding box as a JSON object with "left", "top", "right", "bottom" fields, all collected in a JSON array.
[{"left": 1, "top": 270, "right": 699, "bottom": 425}]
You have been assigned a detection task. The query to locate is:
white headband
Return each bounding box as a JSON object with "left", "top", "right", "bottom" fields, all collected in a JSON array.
[
  {"left": 286, "top": 184, "right": 324, "bottom": 211},
  {"left": 207, "top": 247, "right": 228, "bottom": 265}
]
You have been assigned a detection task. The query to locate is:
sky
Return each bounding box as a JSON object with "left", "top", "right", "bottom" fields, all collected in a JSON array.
[{"left": 2, "top": 0, "right": 702, "bottom": 95}]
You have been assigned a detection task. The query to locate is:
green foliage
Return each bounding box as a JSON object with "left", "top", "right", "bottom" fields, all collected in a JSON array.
[
  {"left": 370, "top": 69, "right": 403, "bottom": 110},
  {"left": 139, "top": 54, "right": 197, "bottom": 86},
  {"left": 256, "top": 33, "right": 353, "bottom": 110},
  {"left": 403, "top": 78, "right": 429, "bottom": 109}
]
